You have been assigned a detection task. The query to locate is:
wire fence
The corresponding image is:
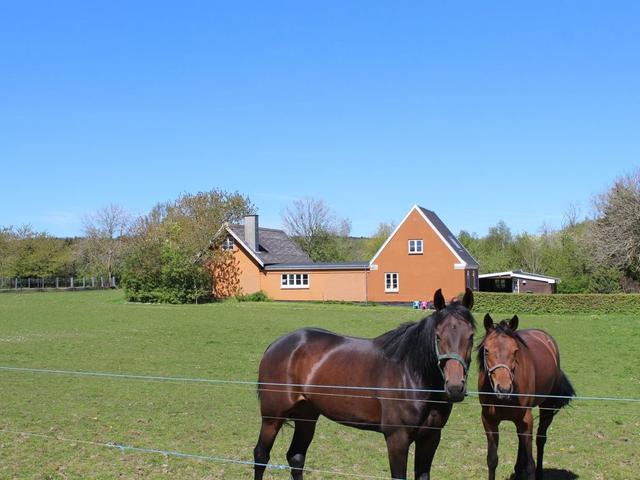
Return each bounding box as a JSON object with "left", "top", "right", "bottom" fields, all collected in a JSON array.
[
  {"left": 1, "top": 365, "right": 638, "bottom": 404},
  {"left": 1, "top": 364, "right": 637, "bottom": 478},
  {"left": 0, "top": 276, "right": 116, "bottom": 291}
]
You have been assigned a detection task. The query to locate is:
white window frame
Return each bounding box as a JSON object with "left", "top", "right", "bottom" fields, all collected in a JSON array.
[
  {"left": 385, "top": 272, "right": 399, "bottom": 293},
  {"left": 408, "top": 239, "right": 423, "bottom": 255},
  {"left": 222, "top": 237, "right": 235, "bottom": 251},
  {"left": 281, "top": 273, "right": 310, "bottom": 289}
]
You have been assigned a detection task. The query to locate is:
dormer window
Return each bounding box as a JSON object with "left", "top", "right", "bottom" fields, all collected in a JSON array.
[
  {"left": 408, "top": 239, "right": 423, "bottom": 254},
  {"left": 222, "top": 237, "right": 235, "bottom": 251}
]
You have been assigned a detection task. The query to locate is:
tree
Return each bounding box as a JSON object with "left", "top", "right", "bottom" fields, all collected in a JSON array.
[
  {"left": 591, "top": 169, "right": 640, "bottom": 290},
  {"left": 0, "top": 225, "right": 75, "bottom": 278},
  {"left": 282, "top": 198, "right": 352, "bottom": 262},
  {"left": 76, "top": 204, "right": 132, "bottom": 282},
  {"left": 364, "top": 222, "right": 395, "bottom": 260},
  {"left": 120, "top": 189, "right": 254, "bottom": 303}
]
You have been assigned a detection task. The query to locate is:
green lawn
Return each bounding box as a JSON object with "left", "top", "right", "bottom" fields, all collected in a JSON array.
[{"left": 0, "top": 291, "right": 638, "bottom": 479}]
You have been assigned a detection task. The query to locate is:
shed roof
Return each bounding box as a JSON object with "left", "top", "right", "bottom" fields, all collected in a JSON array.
[{"left": 478, "top": 270, "right": 559, "bottom": 284}]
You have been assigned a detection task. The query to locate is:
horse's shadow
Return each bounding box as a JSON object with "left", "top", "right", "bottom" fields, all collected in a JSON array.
[{"left": 507, "top": 470, "right": 579, "bottom": 480}]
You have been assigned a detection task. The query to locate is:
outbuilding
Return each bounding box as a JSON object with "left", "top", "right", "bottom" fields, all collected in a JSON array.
[{"left": 478, "top": 270, "right": 559, "bottom": 294}]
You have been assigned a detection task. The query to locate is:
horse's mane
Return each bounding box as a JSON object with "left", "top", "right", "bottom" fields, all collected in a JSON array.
[
  {"left": 476, "top": 319, "right": 528, "bottom": 372},
  {"left": 375, "top": 303, "right": 476, "bottom": 384}
]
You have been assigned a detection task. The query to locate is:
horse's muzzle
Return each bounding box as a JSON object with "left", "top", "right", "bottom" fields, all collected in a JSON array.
[
  {"left": 445, "top": 381, "right": 466, "bottom": 402},
  {"left": 494, "top": 385, "right": 513, "bottom": 401}
]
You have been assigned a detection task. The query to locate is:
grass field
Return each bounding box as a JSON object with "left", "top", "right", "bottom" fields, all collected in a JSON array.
[{"left": 0, "top": 291, "right": 638, "bottom": 479}]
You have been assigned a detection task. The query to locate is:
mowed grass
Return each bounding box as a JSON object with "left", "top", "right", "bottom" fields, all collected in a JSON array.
[{"left": 0, "top": 291, "right": 638, "bottom": 479}]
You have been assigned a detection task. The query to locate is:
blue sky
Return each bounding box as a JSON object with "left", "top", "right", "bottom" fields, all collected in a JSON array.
[{"left": 1, "top": 1, "right": 638, "bottom": 238}]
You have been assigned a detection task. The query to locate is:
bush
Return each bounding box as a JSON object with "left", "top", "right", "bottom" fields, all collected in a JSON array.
[
  {"left": 471, "top": 292, "right": 640, "bottom": 315},
  {"left": 121, "top": 241, "right": 211, "bottom": 304},
  {"left": 236, "top": 290, "right": 270, "bottom": 302}
]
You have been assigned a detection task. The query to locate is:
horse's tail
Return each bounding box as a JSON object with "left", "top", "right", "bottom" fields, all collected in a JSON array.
[{"left": 552, "top": 369, "right": 576, "bottom": 409}]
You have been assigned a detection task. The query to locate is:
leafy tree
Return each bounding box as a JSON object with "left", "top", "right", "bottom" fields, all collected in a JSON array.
[
  {"left": 0, "top": 226, "right": 75, "bottom": 278},
  {"left": 364, "top": 222, "right": 395, "bottom": 260},
  {"left": 121, "top": 189, "right": 254, "bottom": 303}
]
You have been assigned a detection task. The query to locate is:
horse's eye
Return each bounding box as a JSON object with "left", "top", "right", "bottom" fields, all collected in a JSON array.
[{"left": 436, "top": 335, "right": 441, "bottom": 342}]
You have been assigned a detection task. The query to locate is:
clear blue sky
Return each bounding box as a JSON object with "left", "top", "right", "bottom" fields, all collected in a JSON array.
[{"left": 1, "top": 1, "right": 638, "bottom": 238}]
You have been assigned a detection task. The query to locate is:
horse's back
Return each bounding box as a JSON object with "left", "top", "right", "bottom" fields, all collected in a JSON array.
[
  {"left": 257, "top": 327, "right": 388, "bottom": 423},
  {"left": 519, "top": 329, "right": 569, "bottom": 402}
]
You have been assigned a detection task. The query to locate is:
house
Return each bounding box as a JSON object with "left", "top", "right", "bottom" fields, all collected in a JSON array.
[
  {"left": 212, "top": 205, "right": 479, "bottom": 302},
  {"left": 478, "top": 270, "right": 559, "bottom": 294}
]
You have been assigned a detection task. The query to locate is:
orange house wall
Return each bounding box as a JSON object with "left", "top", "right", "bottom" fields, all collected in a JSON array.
[
  {"left": 222, "top": 244, "right": 367, "bottom": 301},
  {"left": 233, "top": 245, "right": 262, "bottom": 294},
  {"left": 261, "top": 270, "right": 367, "bottom": 302},
  {"left": 367, "top": 209, "right": 466, "bottom": 302}
]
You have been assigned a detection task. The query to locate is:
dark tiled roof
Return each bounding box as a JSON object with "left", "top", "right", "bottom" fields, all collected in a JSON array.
[
  {"left": 228, "top": 225, "right": 312, "bottom": 265},
  {"left": 418, "top": 207, "right": 480, "bottom": 268}
]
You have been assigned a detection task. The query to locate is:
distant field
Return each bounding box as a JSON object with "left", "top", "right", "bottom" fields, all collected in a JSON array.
[{"left": 0, "top": 291, "right": 638, "bottom": 479}]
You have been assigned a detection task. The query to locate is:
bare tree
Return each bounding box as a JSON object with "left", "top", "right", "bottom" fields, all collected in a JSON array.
[
  {"left": 282, "top": 198, "right": 350, "bottom": 262},
  {"left": 591, "top": 169, "right": 640, "bottom": 286},
  {"left": 76, "top": 204, "right": 133, "bottom": 282}
]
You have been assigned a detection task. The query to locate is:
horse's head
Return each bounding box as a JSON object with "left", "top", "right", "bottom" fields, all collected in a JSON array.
[
  {"left": 432, "top": 288, "right": 476, "bottom": 402},
  {"left": 480, "top": 314, "right": 524, "bottom": 401}
]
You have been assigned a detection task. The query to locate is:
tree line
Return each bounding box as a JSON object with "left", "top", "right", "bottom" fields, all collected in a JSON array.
[
  {"left": 1, "top": 169, "right": 638, "bottom": 300},
  {"left": 458, "top": 170, "right": 640, "bottom": 293}
]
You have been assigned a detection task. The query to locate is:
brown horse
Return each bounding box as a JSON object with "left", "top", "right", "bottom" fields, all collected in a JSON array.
[
  {"left": 254, "top": 288, "right": 476, "bottom": 480},
  {"left": 477, "top": 314, "right": 575, "bottom": 480}
]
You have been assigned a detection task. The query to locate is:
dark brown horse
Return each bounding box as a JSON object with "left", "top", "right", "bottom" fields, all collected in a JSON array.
[
  {"left": 477, "top": 314, "right": 575, "bottom": 480},
  {"left": 254, "top": 289, "right": 476, "bottom": 480}
]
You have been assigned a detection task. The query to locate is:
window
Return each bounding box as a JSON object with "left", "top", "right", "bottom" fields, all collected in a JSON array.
[
  {"left": 222, "top": 237, "right": 235, "bottom": 251},
  {"left": 408, "top": 239, "right": 423, "bottom": 254},
  {"left": 385, "top": 273, "right": 399, "bottom": 292},
  {"left": 281, "top": 273, "right": 309, "bottom": 289}
]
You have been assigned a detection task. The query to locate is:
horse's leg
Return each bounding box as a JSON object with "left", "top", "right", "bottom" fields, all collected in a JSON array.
[
  {"left": 286, "top": 415, "right": 319, "bottom": 480},
  {"left": 481, "top": 413, "right": 500, "bottom": 480},
  {"left": 254, "top": 418, "right": 284, "bottom": 480},
  {"left": 535, "top": 407, "right": 556, "bottom": 480},
  {"left": 515, "top": 409, "right": 536, "bottom": 480},
  {"left": 514, "top": 421, "right": 527, "bottom": 478},
  {"left": 384, "top": 430, "right": 410, "bottom": 480},
  {"left": 414, "top": 431, "right": 441, "bottom": 480}
]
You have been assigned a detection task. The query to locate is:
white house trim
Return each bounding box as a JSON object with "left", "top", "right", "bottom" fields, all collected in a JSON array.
[
  {"left": 369, "top": 205, "right": 468, "bottom": 267},
  {"left": 416, "top": 207, "right": 466, "bottom": 266},
  {"left": 369, "top": 206, "right": 416, "bottom": 265},
  {"left": 478, "top": 271, "right": 557, "bottom": 284},
  {"left": 223, "top": 224, "right": 265, "bottom": 268}
]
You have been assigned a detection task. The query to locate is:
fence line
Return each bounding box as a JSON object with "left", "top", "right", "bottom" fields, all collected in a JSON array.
[
  {"left": 0, "top": 428, "right": 397, "bottom": 480},
  {"left": 0, "top": 276, "right": 116, "bottom": 291},
  {"left": 1, "top": 365, "right": 639, "bottom": 404}
]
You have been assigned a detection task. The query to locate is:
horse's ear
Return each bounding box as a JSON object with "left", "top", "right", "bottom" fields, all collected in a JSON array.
[
  {"left": 433, "top": 289, "right": 446, "bottom": 311},
  {"left": 484, "top": 313, "right": 494, "bottom": 332},
  {"left": 509, "top": 315, "right": 519, "bottom": 331},
  {"left": 462, "top": 288, "right": 474, "bottom": 310}
]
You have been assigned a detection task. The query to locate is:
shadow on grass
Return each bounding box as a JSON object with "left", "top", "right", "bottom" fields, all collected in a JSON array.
[{"left": 507, "top": 469, "right": 579, "bottom": 480}]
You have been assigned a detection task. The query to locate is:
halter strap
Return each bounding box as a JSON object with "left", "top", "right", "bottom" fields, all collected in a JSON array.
[
  {"left": 435, "top": 339, "right": 469, "bottom": 380},
  {"left": 484, "top": 349, "right": 515, "bottom": 394}
]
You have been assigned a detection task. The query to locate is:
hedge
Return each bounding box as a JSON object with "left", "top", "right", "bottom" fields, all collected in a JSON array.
[{"left": 470, "top": 292, "right": 640, "bottom": 315}]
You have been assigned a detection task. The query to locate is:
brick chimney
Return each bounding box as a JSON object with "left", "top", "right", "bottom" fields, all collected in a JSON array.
[{"left": 244, "top": 215, "right": 259, "bottom": 252}]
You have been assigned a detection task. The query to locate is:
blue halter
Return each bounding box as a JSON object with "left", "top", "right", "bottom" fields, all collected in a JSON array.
[{"left": 435, "top": 338, "right": 469, "bottom": 381}]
